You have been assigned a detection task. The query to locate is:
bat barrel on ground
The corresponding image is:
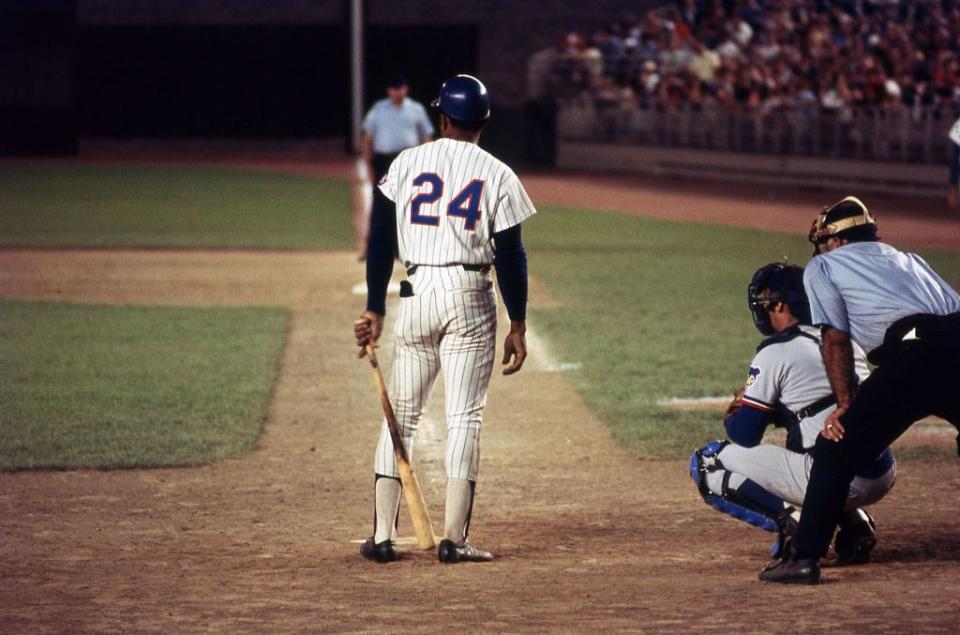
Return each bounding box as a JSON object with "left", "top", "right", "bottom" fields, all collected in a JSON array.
[{"left": 360, "top": 338, "right": 436, "bottom": 550}]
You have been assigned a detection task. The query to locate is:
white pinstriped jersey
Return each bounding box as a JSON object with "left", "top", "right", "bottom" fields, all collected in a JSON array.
[{"left": 377, "top": 138, "right": 537, "bottom": 266}]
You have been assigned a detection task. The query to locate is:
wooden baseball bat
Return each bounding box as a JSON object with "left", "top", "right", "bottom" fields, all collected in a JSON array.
[{"left": 362, "top": 342, "right": 437, "bottom": 550}]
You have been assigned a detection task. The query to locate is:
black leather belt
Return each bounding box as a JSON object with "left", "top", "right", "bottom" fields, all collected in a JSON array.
[
  {"left": 796, "top": 394, "right": 838, "bottom": 420},
  {"left": 406, "top": 264, "right": 491, "bottom": 276},
  {"left": 868, "top": 312, "right": 960, "bottom": 365}
]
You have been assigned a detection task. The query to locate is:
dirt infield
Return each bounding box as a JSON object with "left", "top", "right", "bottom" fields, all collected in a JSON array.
[{"left": 2, "top": 247, "right": 959, "bottom": 633}]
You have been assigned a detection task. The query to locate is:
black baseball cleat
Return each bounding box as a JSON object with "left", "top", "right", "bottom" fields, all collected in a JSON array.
[
  {"left": 437, "top": 539, "right": 493, "bottom": 563},
  {"left": 770, "top": 507, "right": 800, "bottom": 561},
  {"left": 834, "top": 508, "right": 877, "bottom": 565},
  {"left": 360, "top": 537, "right": 399, "bottom": 563},
  {"left": 758, "top": 555, "right": 821, "bottom": 584}
]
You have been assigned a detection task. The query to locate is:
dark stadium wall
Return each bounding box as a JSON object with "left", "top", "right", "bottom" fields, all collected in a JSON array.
[
  {"left": 0, "top": 1, "right": 77, "bottom": 155},
  {"left": 76, "top": 25, "right": 350, "bottom": 138},
  {"left": 76, "top": 0, "right": 343, "bottom": 24},
  {"left": 364, "top": 24, "right": 478, "bottom": 120},
  {"left": 75, "top": 0, "right": 666, "bottom": 107},
  {"left": 1, "top": 0, "right": 666, "bottom": 156}
]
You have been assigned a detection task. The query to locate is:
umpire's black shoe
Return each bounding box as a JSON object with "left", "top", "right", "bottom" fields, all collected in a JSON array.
[
  {"left": 437, "top": 539, "right": 493, "bottom": 563},
  {"left": 834, "top": 508, "right": 877, "bottom": 565},
  {"left": 758, "top": 555, "right": 821, "bottom": 584},
  {"left": 360, "top": 537, "right": 398, "bottom": 563}
]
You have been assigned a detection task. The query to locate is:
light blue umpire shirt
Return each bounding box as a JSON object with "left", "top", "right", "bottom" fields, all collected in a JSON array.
[
  {"left": 362, "top": 98, "right": 434, "bottom": 155},
  {"left": 803, "top": 241, "right": 960, "bottom": 354}
]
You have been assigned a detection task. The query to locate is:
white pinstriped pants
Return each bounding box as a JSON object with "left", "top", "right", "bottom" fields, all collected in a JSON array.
[{"left": 374, "top": 266, "right": 497, "bottom": 482}]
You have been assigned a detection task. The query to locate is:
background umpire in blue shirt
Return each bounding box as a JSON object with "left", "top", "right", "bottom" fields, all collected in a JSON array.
[
  {"left": 358, "top": 75, "right": 434, "bottom": 257},
  {"left": 362, "top": 74, "right": 434, "bottom": 184},
  {"left": 760, "top": 196, "right": 960, "bottom": 585}
]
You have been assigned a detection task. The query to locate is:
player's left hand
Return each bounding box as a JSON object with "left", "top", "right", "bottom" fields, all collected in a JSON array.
[
  {"left": 355, "top": 311, "right": 384, "bottom": 358},
  {"left": 502, "top": 321, "right": 527, "bottom": 375},
  {"left": 822, "top": 406, "right": 846, "bottom": 442}
]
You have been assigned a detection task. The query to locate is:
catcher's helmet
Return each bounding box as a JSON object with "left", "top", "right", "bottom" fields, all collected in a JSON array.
[
  {"left": 747, "top": 263, "right": 811, "bottom": 336},
  {"left": 431, "top": 74, "right": 491, "bottom": 125},
  {"left": 808, "top": 196, "right": 878, "bottom": 255}
]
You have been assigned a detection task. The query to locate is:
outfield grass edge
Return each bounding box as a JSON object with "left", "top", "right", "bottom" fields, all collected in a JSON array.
[{"left": 0, "top": 300, "right": 293, "bottom": 470}]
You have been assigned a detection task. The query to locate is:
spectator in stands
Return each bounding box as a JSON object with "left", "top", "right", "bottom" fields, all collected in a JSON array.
[
  {"left": 539, "top": 0, "right": 960, "bottom": 114},
  {"left": 638, "top": 60, "right": 662, "bottom": 107}
]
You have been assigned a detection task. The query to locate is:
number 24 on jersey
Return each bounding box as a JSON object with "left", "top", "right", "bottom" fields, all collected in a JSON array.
[{"left": 409, "top": 173, "right": 484, "bottom": 232}]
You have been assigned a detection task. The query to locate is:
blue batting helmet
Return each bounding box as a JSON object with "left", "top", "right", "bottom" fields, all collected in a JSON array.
[{"left": 431, "top": 74, "right": 491, "bottom": 125}]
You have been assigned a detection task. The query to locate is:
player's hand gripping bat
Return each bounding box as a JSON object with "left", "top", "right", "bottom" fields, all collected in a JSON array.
[{"left": 359, "top": 337, "right": 436, "bottom": 550}]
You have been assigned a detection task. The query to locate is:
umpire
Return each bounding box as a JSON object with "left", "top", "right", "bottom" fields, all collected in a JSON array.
[
  {"left": 357, "top": 75, "right": 434, "bottom": 256},
  {"left": 760, "top": 196, "right": 960, "bottom": 584}
]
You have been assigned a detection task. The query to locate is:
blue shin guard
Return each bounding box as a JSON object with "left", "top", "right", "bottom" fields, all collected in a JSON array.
[{"left": 690, "top": 441, "right": 779, "bottom": 533}]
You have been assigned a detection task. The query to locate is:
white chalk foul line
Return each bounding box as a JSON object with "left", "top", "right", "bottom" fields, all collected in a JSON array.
[
  {"left": 352, "top": 281, "right": 401, "bottom": 297},
  {"left": 350, "top": 536, "right": 441, "bottom": 545},
  {"left": 524, "top": 323, "right": 582, "bottom": 373},
  {"left": 658, "top": 396, "right": 955, "bottom": 435},
  {"left": 657, "top": 396, "right": 730, "bottom": 409},
  {"left": 356, "top": 156, "right": 372, "bottom": 213}
]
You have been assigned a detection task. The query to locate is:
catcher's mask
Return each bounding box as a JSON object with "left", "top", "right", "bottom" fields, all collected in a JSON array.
[
  {"left": 747, "top": 263, "right": 811, "bottom": 336},
  {"left": 808, "top": 196, "right": 878, "bottom": 256}
]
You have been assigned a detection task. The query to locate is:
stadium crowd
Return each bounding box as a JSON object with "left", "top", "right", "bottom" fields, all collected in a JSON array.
[{"left": 529, "top": 0, "right": 960, "bottom": 116}]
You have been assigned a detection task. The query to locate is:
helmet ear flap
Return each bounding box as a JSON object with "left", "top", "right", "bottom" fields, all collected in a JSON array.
[{"left": 808, "top": 211, "right": 826, "bottom": 244}]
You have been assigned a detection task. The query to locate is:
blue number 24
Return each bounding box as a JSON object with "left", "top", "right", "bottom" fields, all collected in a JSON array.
[{"left": 409, "top": 173, "right": 484, "bottom": 231}]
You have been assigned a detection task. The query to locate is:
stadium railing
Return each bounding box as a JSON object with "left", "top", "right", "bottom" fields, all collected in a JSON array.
[{"left": 556, "top": 102, "right": 959, "bottom": 165}]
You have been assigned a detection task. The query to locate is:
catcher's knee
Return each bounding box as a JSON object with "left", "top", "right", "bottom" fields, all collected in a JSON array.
[
  {"left": 689, "top": 440, "right": 728, "bottom": 490},
  {"left": 689, "top": 440, "right": 778, "bottom": 532}
]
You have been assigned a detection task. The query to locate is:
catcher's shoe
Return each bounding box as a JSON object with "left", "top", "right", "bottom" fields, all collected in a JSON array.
[
  {"left": 834, "top": 508, "right": 877, "bottom": 565},
  {"left": 758, "top": 552, "right": 821, "bottom": 585},
  {"left": 360, "top": 537, "right": 399, "bottom": 563},
  {"left": 770, "top": 507, "right": 800, "bottom": 560},
  {"left": 437, "top": 539, "right": 493, "bottom": 563}
]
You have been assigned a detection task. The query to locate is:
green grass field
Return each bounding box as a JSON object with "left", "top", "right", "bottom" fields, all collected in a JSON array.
[
  {"left": 524, "top": 206, "right": 960, "bottom": 457},
  {"left": 0, "top": 165, "right": 354, "bottom": 249},
  {"left": 2, "top": 164, "right": 957, "bottom": 465},
  {"left": 0, "top": 300, "right": 289, "bottom": 469}
]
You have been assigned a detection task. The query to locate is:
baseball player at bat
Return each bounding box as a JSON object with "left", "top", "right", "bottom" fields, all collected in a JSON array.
[
  {"left": 354, "top": 74, "right": 537, "bottom": 564},
  {"left": 690, "top": 262, "right": 896, "bottom": 564}
]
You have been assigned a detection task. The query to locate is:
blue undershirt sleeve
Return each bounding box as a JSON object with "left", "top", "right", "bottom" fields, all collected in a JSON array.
[
  {"left": 365, "top": 190, "right": 396, "bottom": 315},
  {"left": 492, "top": 224, "right": 528, "bottom": 322},
  {"left": 949, "top": 142, "right": 959, "bottom": 187}
]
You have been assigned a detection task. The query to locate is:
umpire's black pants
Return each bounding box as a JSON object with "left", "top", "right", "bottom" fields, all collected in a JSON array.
[
  {"left": 371, "top": 152, "right": 400, "bottom": 185},
  {"left": 794, "top": 313, "right": 960, "bottom": 559}
]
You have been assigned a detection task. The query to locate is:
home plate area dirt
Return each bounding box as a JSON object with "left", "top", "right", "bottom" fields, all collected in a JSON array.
[{"left": 2, "top": 247, "right": 959, "bottom": 632}]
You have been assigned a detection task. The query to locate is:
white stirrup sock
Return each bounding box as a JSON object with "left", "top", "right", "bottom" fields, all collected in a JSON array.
[
  {"left": 374, "top": 477, "right": 402, "bottom": 543},
  {"left": 444, "top": 478, "right": 475, "bottom": 542}
]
